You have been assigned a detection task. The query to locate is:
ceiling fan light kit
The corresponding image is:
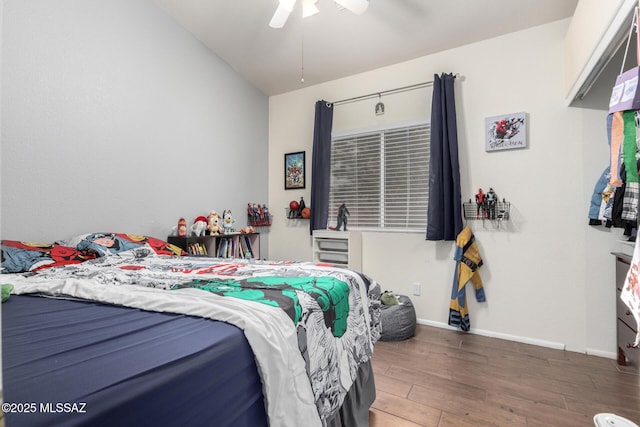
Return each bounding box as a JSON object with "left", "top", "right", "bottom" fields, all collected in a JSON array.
[
  {"left": 302, "top": 0, "right": 320, "bottom": 18},
  {"left": 334, "top": 0, "right": 369, "bottom": 15},
  {"left": 269, "top": 0, "right": 296, "bottom": 28},
  {"left": 269, "top": 0, "right": 369, "bottom": 28}
]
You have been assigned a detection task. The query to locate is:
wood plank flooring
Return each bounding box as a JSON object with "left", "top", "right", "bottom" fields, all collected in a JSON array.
[{"left": 369, "top": 324, "right": 640, "bottom": 427}]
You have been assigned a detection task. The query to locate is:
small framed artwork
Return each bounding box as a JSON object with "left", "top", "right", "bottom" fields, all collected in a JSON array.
[
  {"left": 485, "top": 112, "right": 527, "bottom": 152},
  {"left": 284, "top": 151, "right": 305, "bottom": 190}
]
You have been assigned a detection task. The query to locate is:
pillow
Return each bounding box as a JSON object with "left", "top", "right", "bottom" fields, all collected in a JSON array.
[
  {"left": 1, "top": 240, "right": 99, "bottom": 273},
  {"left": 64, "top": 233, "right": 185, "bottom": 257}
]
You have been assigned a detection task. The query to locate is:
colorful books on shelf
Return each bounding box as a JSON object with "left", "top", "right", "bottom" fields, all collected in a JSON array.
[
  {"left": 187, "top": 242, "right": 208, "bottom": 256},
  {"left": 214, "top": 234, "right": 255, "bottom": 259}
]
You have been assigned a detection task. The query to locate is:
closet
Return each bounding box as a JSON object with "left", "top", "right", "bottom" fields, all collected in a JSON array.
[{"left": 566, "top": 0, "right": 637, "bottom": 109}]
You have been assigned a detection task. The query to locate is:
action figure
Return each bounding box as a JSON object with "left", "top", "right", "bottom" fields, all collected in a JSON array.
[
  {"left": 475, "top": 189, "right": 485, "bottom": 219},
  {"left": 336, "top": 203, "right": 350, "bottom": 231},
  {"left": 485, "top": 188, "right": 497, "bottom": 220},
  {"left": 298, "top": 197, "right": 306, "bottom": 218}
]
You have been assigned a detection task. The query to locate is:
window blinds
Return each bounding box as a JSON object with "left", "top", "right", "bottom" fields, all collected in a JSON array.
[{"left": 329, "top": 123, "right": 430, "bottom": 231}]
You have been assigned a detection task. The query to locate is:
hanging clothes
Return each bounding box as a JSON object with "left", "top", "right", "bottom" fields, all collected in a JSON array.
[
  {"left": 588, "top": 166, "right": 615, "bottom": 226},
  {"left": 448, "top": 226, "right": 486, "bottom": 331}
]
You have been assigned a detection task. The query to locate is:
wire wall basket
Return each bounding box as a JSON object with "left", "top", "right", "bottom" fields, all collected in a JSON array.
[{"left": 463, "top": 200, "right": 510, "bottom": 222}]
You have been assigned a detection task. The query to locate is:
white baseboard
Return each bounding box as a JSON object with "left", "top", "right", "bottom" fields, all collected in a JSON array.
[
  {"left": 416, "top": 318, "right": 565, "bottom": 350},
  {"left": 585, "top": 348, "right": 617, "bottom": 360},
  {"left": 415, "top": 319, "right": 618, "bottom": 360}
]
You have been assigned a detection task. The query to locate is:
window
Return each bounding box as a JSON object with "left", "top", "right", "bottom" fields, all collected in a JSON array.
[{"left": 329, "top": 123, "right": 430, "bottom": 231}]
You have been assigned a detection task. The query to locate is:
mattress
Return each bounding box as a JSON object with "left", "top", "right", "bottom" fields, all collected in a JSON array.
[
  {"left": 1, "top": 233, "right": 382, "bottom": 425},
  {"left": 2, "top": 295, "right": 268, "bottom": 427}
]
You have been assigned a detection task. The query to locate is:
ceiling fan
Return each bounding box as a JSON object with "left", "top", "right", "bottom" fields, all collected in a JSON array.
[{"left": 269, "top": 0, "right": 369, "bottom": 29}]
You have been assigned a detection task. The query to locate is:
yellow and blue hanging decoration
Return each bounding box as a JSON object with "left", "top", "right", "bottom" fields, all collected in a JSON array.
[{"left": 448, "top": 226, "right": 486, "bottom": 331}]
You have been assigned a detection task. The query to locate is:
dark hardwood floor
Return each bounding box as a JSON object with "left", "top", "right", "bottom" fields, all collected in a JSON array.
[{"left": 369, "top": 324, "right": 640, "bottom": 427}]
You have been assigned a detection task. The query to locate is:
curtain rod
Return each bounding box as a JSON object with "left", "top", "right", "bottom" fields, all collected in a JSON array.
[{"left": 330, "top": 73, "right": 462, "bottom": 106}]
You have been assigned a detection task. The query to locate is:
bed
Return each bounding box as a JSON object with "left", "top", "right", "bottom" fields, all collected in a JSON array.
[{"left": 1, "top": 233, "right": 381, "bottom": 427}]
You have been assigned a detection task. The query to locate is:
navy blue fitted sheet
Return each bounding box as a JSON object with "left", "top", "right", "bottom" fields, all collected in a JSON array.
[{"left": 2, "top": 295, "right": 268, "bottom": 427}]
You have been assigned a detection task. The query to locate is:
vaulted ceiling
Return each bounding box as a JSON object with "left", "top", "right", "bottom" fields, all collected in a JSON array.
[{"left": 152, "top": 0, "right": 579, "bottom": 96}]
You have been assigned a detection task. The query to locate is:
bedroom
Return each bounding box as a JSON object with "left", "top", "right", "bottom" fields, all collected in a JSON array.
[{"left": 1, "top": 0, "right": 639, "bottom": 425}]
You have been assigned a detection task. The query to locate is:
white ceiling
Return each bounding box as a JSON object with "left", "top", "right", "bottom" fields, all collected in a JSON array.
[{"left": 152, "top": 0, "right": 579, "bottom": 96}]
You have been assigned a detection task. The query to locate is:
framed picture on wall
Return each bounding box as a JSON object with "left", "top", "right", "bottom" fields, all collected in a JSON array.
[
  {"left": 485, "top": 112, "right": 527, "bottom": 152},
  {"left": 284, "top": 151, "right": 305, "bottom": 190}
]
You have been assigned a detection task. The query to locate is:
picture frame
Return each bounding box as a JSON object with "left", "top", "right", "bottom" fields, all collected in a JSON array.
[
  {"left": 284, "top": 151, "right": 305, "bottom": 190},
  {"left": 485, "top": 112, "right": 527, "bottom": 152}
]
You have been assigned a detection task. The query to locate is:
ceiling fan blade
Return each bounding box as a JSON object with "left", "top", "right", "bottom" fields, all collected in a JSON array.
[
  {"left": 334, "top": 0, "right": 369, "bottom": 15},
  {"left": 269, "top": 0, "right": 297, "bottom": 28}
]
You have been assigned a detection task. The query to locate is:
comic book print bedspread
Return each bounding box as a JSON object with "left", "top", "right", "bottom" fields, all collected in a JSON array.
[{"left": 4, "top": 254, "right": 382, "bottom": 426}]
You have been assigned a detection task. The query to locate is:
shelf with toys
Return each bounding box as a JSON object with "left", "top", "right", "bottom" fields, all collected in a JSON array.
[
  {"left": 462, "top": 187, "right": 510, "bottom": 226},
  {"left": 247, "top": 202, "right": 272, "bottom": 227},
  {"left": 169, "top": 211, "right": 260, "bottom": 259},
  {"left": 286, "top": 197, "right": 311, "bottom": 219}
]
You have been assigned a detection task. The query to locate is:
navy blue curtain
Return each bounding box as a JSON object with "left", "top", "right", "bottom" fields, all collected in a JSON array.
[
  {"left": 310, "top": 100, "right": 334, "bottom": 235},
  {"left": 426, "top": 73, "right": 462, "bottom": 241}
]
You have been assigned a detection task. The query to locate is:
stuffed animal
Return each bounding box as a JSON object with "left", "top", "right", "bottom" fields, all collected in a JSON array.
[
  {"left": 171, "top": 218, "right": 187, "bottom": 236},
  {"left": 207, "top": 211, "right": 222, "bottom": 235},
  {"left": 222, "top": 209, "right": 235, "bottom": 234},
  {"left": 190, "top": 216, "right": 208, "bottom": 236},
  {"left": 381, "top": 290, "right": 399, "bottom": 306}
]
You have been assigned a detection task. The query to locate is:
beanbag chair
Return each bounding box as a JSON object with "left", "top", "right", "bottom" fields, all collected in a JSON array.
[{"left": 380, "top": 294, "right": 416, "bottom": 341}]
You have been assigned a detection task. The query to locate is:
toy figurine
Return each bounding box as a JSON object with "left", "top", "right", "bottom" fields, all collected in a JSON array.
[
  {"left": 247, "top": 203, "right": 254, "bottom": 221},
  {"left": 336, "top": 203, "right": 350, "bottom": 231},
  {"left": 190, "top": 216, "right": 208, "bottom": 236},
  {"left": 177, "top": 218, "right": 187, "bottom": 237},
  {"left": 222, "top": 210, "right": 235, "bottom": 234},
  {"left": 298, "top": 197, "right": 306, "bottom": 217},
  {"left": 207, "top": 211, "right": 222, "bottom": 235},
  {"left": 475, "top": 188, "right": 485, "bottom": 219},
  {"left": 485, "top": 188, "right": 497, "bottom": 220}
]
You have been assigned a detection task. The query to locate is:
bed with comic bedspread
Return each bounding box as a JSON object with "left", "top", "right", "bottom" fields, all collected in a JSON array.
[{"left": 1, "top": 233, "right": 381, "bottom": 427}]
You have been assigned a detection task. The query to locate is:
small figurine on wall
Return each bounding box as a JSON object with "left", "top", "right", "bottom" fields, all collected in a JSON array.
[
  {"left": 475, "top": 188, "right": 485, "bottom": 219},
  {"left": 336, "top": 203, "right": 350, "bottom": 231},
  {"left": 247, "top": 202, "right": 272, "bottom": 226},
  {"left": 222, "top": 210, "right": 235, "bottom": 234},
  {"left": 190, "top": 216, "right": 208, "bottom": 236},
  {"left": 298, "top": 197, "right": 306, "bottom": 217},
  {"left": 485, "top": 188, "right": 497, "bottom": 220},
  {"left": 207, "top": 211, "right": 222, "bottom": 235}
]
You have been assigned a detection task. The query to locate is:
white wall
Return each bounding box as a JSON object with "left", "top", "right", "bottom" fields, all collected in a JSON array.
[
  {"left": 1, "top": 0, "right": 269, "bottom": 254},
  {"left": 269, "top": 19, "right": 627, "bottom": 355}
]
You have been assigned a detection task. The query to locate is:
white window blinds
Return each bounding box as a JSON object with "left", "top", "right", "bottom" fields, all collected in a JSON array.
[{"left": 329, "top": 123, "right": 430, "bottom": 231}]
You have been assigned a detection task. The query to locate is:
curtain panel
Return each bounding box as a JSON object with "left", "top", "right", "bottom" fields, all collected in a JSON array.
[
  {"left": 426, "top": 73, "right": 463, "bottom": 241},
  {"left": 310, "top": 100, "right": 334, "bottom": 235}
]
